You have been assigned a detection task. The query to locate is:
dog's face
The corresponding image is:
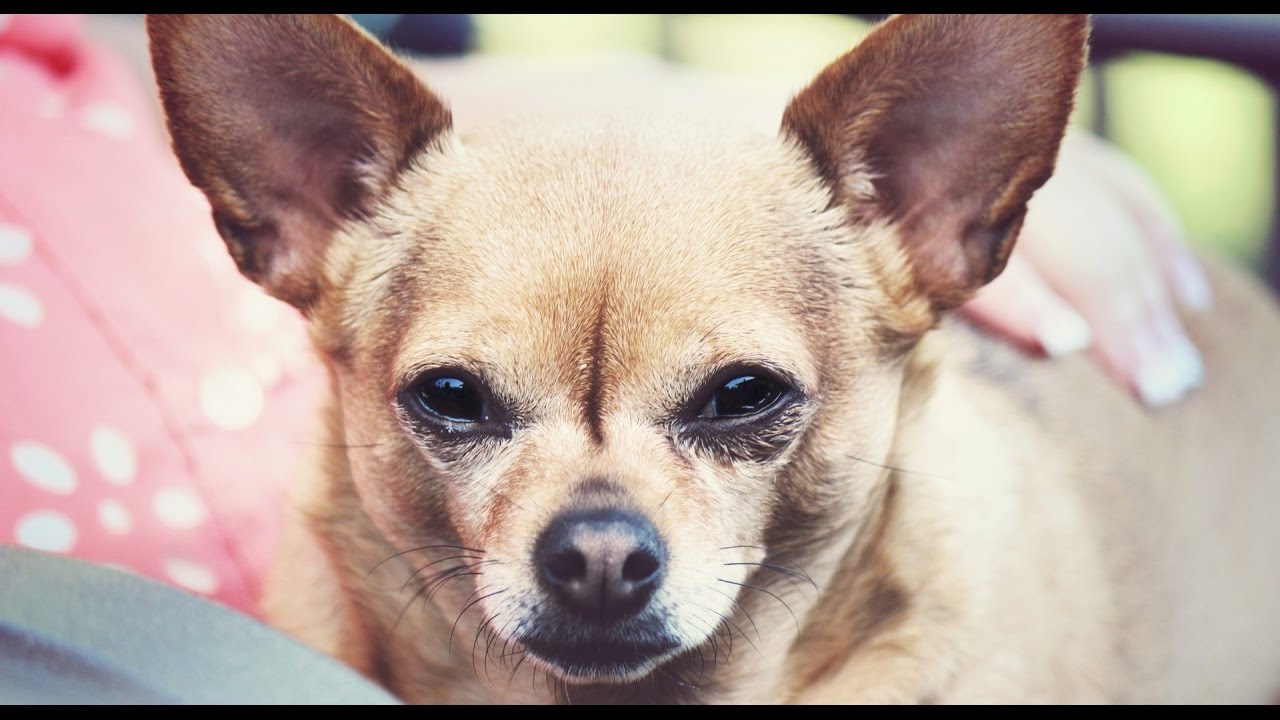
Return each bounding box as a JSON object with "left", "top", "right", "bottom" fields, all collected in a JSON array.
[
  {"left": 149, "top": 14, "right": 1087, "bottom": 686},
  {"left": 332, "top": 122, "right": 887, "bottom": 681}
]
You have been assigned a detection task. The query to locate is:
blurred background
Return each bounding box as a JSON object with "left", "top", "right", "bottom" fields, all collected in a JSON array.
[
  {"left": 355, "top": 13, "right": 1280, "bottom": 279},
  {"left": 83, "top": 13, "right": 1280, "bottom": 276}
]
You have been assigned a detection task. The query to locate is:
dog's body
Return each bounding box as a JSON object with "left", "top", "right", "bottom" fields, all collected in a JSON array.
[
  {"left": 262, "top": 257, "right": 1280, "bottom": 704},
  {"left": 147, "top": 14, "right": 1280, "bottom": 703}
]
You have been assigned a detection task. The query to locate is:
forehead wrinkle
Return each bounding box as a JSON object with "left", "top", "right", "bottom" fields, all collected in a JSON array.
[{"left": 582, "top": 292, "right": 609, "bottom": 445}]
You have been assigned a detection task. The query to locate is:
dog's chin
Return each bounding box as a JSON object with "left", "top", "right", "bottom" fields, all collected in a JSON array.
[{"left": 519, "top": 633, "right": 683, "bottom": 685}]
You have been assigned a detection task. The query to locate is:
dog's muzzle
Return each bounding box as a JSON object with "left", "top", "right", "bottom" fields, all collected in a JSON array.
[{"left": 521, "top": 507, "right": 679, "bottom": 679}]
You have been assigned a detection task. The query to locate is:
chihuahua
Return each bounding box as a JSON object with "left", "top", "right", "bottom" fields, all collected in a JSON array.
[{"left": 147, "top": 14, "right": 1280, "bottom": 703}]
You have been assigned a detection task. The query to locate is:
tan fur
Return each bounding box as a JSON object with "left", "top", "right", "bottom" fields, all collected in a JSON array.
[{"left": 150, "top": 14, "right": 1280, "bottom": 703}]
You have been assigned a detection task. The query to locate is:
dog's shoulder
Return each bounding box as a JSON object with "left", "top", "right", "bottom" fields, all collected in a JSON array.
[{"left": 904, "top": 257, "right": 1280, "bottom": 701}]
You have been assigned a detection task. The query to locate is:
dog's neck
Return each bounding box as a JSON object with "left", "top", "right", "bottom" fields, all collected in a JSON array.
[
  {"left": 776, "top": 331, "right": 964, "bottom": 703},
  {"left": 785, "top": 324, "right": 1119, "bottom": 703}
]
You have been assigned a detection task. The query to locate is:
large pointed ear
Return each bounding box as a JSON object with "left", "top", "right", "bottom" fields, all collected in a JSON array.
[
  {"left": 147, "top": 14, "right": 451, "bottom": 310},
  {"left": 783, "top": 14, "right": 1089, "bottom": 313}
]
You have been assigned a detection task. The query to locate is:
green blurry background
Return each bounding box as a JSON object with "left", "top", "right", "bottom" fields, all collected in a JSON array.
[{"left": 472, "top": 14, "right": 1277, "bottom": 264}]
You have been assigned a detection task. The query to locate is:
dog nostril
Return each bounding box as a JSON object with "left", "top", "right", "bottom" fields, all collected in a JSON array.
[
  {"left": 622, "top": 548, "right": 660, "bottom": 584},
  {"left": 544, "top": 548, "right": 587, "bottom": 585},
  {"left": 534, "top": 507, "right": 668, "bottom": 620}
]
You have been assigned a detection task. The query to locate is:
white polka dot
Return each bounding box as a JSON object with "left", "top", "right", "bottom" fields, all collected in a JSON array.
[
  {"left": 198, "top": 365, "right": 264, "bottom": 430},
  {"left": 79, "top": 103, "right": 134, "bottom": 140},
  {"left": 152, "top": 486, "right": 208, "bottom": 530},
  {"left": 98, "top": 499, "right": 132, "bottom": 535},
  {"left": 15, "top": 510, "right": 77, "bottom": 553},
  {"left": 11, "top": 441, "right": 77, "bottom": 495},
  {"left": 90, "top": 426, "right": 137, "bottom": 485},
  {"left": 282, "top": 335, "right": 316, "bottom": 373},
  {"left": 234, "top": 288, "right": 283, "bottom": 334},
  {"left": 164, "top": 557, "right": 219, "bottom": 595},
  {"left": 0, "top": 283, "right": 43, "bottom": 328},
  {"left": 250, "top": 355, "right": 283, "bottom": 388},
  {"left": 0, "top": 223, "right": 32, "bottom": 265}
]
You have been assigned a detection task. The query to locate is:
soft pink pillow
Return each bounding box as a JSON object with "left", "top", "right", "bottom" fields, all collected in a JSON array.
[{"left": 0, "top": 14, "right": 323, "bottom": 615}]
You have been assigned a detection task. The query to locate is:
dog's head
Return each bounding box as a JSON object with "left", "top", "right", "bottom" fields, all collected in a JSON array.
[{"left": 149, "top": 14, "right": 1087, "bottom": 687}]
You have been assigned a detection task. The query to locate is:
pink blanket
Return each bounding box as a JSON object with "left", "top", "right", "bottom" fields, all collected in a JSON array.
[{"left": 0, "top": 14, "right": 323, "bottom": 615}]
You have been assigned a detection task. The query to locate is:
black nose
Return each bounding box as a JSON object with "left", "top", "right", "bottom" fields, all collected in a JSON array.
[{"left": 534, "top": 508, "right": 666, "bottom": 621}]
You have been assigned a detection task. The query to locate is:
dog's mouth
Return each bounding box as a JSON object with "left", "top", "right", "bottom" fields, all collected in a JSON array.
[{"left": 519, "top": 631, "right": 682, "bottom": 683}]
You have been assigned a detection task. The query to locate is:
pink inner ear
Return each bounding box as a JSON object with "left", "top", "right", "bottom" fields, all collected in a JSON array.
[
  {"left": 149, "top": 13, "right": 452, "bottom": 310},
  {"left": 783, "top": 14, "right": 1088, "bottom": 309},
  {"left": 260, "top": 100, "right": 376, "bottom": 223},
  {"left": 885, "top": 123, "right": 1024, "bottom": 294},
  {"left": 221, "top": 89, "right": 430, "bottom": 307}
]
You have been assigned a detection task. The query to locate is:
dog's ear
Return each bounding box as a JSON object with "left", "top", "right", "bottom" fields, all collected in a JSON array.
[
  {"left": 783, "top": 14, "right": 1089, "bottom": 312},
  {"left": 148, "top": 14, "right": 451, "bottom": 310}
]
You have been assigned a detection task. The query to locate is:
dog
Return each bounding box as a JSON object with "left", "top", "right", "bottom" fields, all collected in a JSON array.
[{"left": 146, "top": 14, "right": 1280, "bottom": 703}]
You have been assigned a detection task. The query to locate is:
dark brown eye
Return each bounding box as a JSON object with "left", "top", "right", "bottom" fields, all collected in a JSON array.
[
  {"left": 403, "top": 371, "right": 490, "bottom": 426},
  {"left": 698, "top": 373, "right": 786, "bottom": 419},
  {"left": 397, "top": 369, "right": 512, "bottom": 441},
  {"left": 416, "top": 376, "right": 485, "bottom": 422}
]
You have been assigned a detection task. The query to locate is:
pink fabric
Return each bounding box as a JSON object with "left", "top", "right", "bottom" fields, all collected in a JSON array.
[{"left": 0, "top": 14, "right": 324, "bottom": 615}]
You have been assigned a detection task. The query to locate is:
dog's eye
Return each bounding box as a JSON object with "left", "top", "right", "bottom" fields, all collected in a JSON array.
[
  {"left": 698, "top": 373, "right": 786, "bottom": 419},
  {"left": 410, "top": 374, "right": 487, "bottom": 424}
]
